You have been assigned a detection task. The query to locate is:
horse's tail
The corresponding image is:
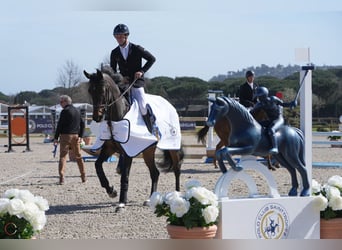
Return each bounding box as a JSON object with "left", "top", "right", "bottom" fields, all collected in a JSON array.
[
  {"left": 158, "top": 145, "right": 185, "bottom": 172},
  {"left": 197, "top": 125, "right": 209, "bottom": 144}
]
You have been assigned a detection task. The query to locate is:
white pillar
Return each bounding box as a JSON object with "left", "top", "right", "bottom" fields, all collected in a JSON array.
[
  {"left": 299, "top": 66, "right": 314, "bottom": 191},
  {"left": 207, "top": 92, "right": 216, "bottom": 150}
]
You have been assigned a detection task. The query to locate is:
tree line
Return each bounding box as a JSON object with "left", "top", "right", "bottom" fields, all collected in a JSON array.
[{"left": 0, "top": 64, "right": 341, "bottom": 120}]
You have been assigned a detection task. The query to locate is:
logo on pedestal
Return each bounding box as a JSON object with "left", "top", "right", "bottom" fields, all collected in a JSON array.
[{"left": 255, "top": 203, "right": 290, "bottom": 239}]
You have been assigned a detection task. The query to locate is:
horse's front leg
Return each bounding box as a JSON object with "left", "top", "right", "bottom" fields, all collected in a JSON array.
[
  {"left": 95, "top": 150, "right": 117, "bottom": 198},
  {"left": 116, "top": 154, "right": 132, "bottom": 212},
  {"left": 216, "top": 147, "right": 242, "bottom": 172}
]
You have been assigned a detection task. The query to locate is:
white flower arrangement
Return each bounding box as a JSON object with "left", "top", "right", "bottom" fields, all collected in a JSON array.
[
  {"left": 0, "top": 189, "right": 49, "bottom": 239},
  {"left": 312, "top": 175, "right": 342, "bottom": 220},
  {"left": 149, "top": 179, "right": 219, "bottom": 229}
]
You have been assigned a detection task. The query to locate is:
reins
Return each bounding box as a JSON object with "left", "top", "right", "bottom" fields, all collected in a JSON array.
[{"left": 106, "top": 78, "right": 137, "bottom": 108}]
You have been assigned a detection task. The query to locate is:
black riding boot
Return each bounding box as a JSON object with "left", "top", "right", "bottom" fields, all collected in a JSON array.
[
  {"left": 142, "top": 104, "right": 156, "bottom": 134},
  {"left": 268, "top": 129, "right": 278, "bottom": 155}
]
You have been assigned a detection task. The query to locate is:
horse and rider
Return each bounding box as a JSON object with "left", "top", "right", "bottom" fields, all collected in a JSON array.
[
  {"left": 91, "top": 23, "right": 158, "bottom": 152},
  {"left": 200, "top": 86, "right": 310, "bottom": 196},
  {"left": 83, "top": 24, "right": 184, "bottom": 210}
]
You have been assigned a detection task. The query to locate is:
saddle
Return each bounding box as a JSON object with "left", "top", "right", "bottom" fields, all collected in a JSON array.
[{"left": 94, "top": 94, "right": 182, "bottom": 157}]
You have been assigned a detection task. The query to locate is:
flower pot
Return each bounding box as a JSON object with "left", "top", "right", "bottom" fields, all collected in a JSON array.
[
  {"left": 166, "top": 224, "right": 217, "bottom": 239},
  {"left": 320, "top": 218, "right": 342, "bottom": 239}
]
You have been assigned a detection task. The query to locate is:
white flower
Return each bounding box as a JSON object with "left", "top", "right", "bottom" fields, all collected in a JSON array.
[
  {"left": 0, "top": 198, "right": 10, "bottom": 214},
  {"left": 18, "top": 189, "right": 35, "bottom": 203},
  {"left": 164, "top": 191, "right": 181, "bottom": 205},
  {"left": 311, "top": 179, "right": 321, "bottom": 194},
  {"left": 0, "top": 189, "right": 49, "bottom": 238},
  {"left": 325, "top": 185, "right": 341, "bottom": 200},
  {"left": 186, "top": 187, "right": 218, "bottom": 206},
  {"left": 328, "top": 195, "right": 342, "bottom": 211},
  {"left": 169, "top": 196, "right": 190, "bottom": 218},
  {"left": 34, "top": 196, "right": 49, "bottom": 211},
  {"left": 149, "top": 192, "right": 163, "bottom": 210},
  {"left": 312, "top": 194, "right": 328, "bottom": 211},
  {"left": 202, "top": 205, "right": 219, "bottom": 224},
  {"left": 7, "top": 198, "right": 25, "bottom": 216},
  {"left": 3, "top": 189, "right": 20, "bottom": 199},
  {"left": 150, "top": 179, "right": 219, "bottom": 229},
  {"left": 185, "top": 179, "right": 201, "bottom": 190},
  {"left": 28, "top": 210, "right": 47, "bottom": 231},
  {"left": 327, "top": 175, "right": 342, "bottom": 189}
]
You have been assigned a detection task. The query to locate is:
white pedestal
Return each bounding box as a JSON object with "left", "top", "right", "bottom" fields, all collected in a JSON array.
[{"left": 216, "top": 196, "right": 319, "bottom": 239}]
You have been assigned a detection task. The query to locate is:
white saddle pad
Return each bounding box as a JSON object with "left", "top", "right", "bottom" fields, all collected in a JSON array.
[{"left": 98, "top": 94, "right": 182, "bottom": 157}]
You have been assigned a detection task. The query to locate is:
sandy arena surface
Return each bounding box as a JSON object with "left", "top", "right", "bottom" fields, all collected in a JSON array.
[{"left": 0, "top": 134, "right": 341, "bottom": 239}]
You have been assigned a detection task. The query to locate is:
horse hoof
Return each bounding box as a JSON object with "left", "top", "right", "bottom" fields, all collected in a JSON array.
[
  {"left": 143, "top": 199, "right": 150, "bottom": 206},
  {"left": 300, "top": 189, "right": 310, "bottom": 197},
  {"left": 288, "top": 187, "right": 298, "bottom": 196},
  {"left": 115, "top": 203, "right": 125, "bottom": 212},
  {"left": 107, "top": 186, "right": 118, "bottom": 198},
  {"left": 232, "top": 165, "right": 243, "bottom": 172}
]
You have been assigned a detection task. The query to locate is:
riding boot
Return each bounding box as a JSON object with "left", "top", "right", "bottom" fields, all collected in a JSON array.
[
  {"left": 142, "top": 104, "right": 157, "bottom": 134},
  {"left": 268, "top": 130, "right": 279, "bottom": 155}
]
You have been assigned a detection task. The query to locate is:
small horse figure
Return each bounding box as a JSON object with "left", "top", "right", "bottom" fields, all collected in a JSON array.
[
  {"left": 198, "top": 110, "right": 280, "bottom": 170},
  {"left": 84, "top": 69, "right": 184, "bottom": 211},
  {"left": 204, "top": 96, "right": 310, "bottom": 197},
  {"left": 264, "top": 218, "right": 279, "bottom": 238}
]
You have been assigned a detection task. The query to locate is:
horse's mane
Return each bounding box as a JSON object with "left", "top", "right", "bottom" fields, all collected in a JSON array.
[
  {"left": 223, "top": 97, "right": 255, "bottom": 124},
  {"left": 101, "top": 65, "right": 123, "bottom": 85}
]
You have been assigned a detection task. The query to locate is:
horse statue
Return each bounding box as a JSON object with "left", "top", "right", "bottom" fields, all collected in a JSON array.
[
  {"left": 83, "top": 69, "right": 184, "bottom": 211},
  {"left": 201, "top": 96, "right": 309, "bottom": 197},
  {"left": 198, "top": 109, "right": 280, "bottom": 170}
]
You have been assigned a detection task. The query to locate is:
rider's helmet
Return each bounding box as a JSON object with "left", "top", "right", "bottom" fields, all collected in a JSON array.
[
  {"left": 245, "top": 70, "right": 255, "bottom": 78},
  {"left": 255, "top": 86, "right": 269, "bottom": 102},
  {"left": 113, "top": 24, "right": 130, "bottom": 36}
]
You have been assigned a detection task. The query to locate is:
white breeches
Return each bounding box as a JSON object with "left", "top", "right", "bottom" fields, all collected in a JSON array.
[{"left": 131, "top": 87, "right": 147, "bottom": 115}]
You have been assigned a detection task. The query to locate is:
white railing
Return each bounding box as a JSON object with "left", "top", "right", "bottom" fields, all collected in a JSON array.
[{"left": 312, "top": 131, "right": 342, "bottom": 146}]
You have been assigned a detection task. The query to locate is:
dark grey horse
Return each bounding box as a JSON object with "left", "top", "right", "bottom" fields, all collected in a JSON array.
[
  {"left": 206, "top": 96, "right": 310, "bottom": 197},
  {"left": 84, "top": 69, "right": 184, "bottom": 211}
]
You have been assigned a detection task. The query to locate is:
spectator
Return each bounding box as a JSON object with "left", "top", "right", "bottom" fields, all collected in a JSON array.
[{"left": 54, "top": 95, "right": 86, "bottom": 185}]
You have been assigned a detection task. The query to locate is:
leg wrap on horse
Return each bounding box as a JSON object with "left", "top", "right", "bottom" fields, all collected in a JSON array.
[{"left": 142, "top": 104, "right": 156, "bottom": 134}]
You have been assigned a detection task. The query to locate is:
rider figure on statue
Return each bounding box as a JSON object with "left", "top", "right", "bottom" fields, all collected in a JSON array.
[
  {"left": 250, "top": 86, "right": 297, "bottom": 155},
  {"left": 91, "top": 23, "right": 157, "bottom": 151}
]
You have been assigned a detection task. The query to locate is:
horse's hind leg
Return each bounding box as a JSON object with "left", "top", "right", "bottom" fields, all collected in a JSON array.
[
  {"left": 275, "top": 154, "right": 298, "bottom": 196},
  {"left": 168, "top": 150, "right": 183, "bottom": 191},
  {"left": 142, "top": 146, "right": 160, "bottom": 205},
  {"left": 95, "top": 151, "right": 117, "bottom": 198},
  {"left": 214, "top": 140, "right": 225, "bottom": 169},
  {"left": 283, "top": 153, "right": 310, "bottom": 197}
]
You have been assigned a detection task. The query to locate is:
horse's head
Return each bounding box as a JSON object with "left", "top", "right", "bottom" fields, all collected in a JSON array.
[
  {"left": 84, "top": 69, "right": 108, "bottom": 122},
  {"left": 206, "top": 97, "right": 229, "bottom": 127},
  {"left": 84, "top": 68, "right": 129, "bottom": 122}
]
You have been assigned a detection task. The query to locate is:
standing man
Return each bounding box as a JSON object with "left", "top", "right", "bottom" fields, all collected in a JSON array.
[
  {"left": 110, "top": 23, "right": 157, "bottom": 134},
  {"left": 238, "top": 70, "right": 259, "bottom": 109},
  {"left": 54, "top": 95, "right": 86, "bottom": 185}
]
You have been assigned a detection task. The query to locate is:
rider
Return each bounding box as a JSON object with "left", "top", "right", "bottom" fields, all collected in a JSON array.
[
  {"left": 250, "top": 86, "right": 296, "bottom": 155},
  {"left": 238, "top": 70, "right": 259, "bottom": 109},
  {"left": 89, "top": 24, "right": 157, "bottom": 154},
  {"left": 110, "top": 23, "right": 157, "bottom": 134}
]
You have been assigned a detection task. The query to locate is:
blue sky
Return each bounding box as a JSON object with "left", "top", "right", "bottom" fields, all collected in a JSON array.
[{"left": 1, "top": 0, "right": 341, "bottom": 95}]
